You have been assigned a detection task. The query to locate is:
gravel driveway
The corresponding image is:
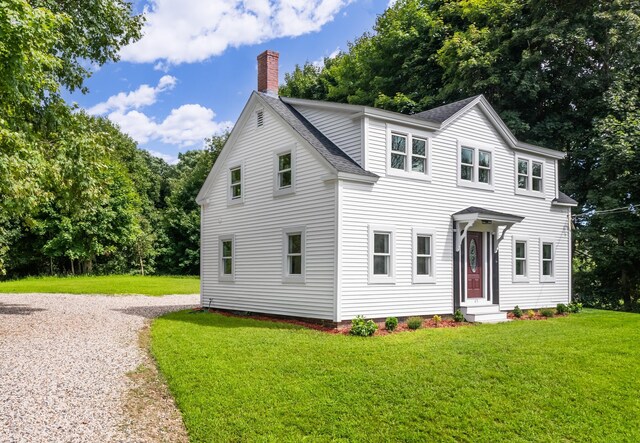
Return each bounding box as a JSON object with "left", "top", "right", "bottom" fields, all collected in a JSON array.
[{"left": 0, "top": 293, "right": 199, "bottom": 443}]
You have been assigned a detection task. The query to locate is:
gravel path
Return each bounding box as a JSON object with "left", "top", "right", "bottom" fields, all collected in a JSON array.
[{"left": 0, "top": 293, "right": 199, "bottom": 443}]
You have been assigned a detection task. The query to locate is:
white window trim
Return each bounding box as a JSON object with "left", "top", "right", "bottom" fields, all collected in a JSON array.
[
  {"left": 227, "top": 161, "right": 245, "bottom": 206},
  {"left": 512, "top": 236, "right": 529, "bottom": 283},
  {"left": 385, "top": 124, "right": 432, "bottom": 181},
  {"left": 539, "top": 238, "right": 556, "bottom": 283},
  {"left": 456, "top": 139, "right": 495, "bottom": 191},
  {"left": 273, "top": 145, "right": 296, "bottom": 197},
  {"left": 368, "top": 225, "right": 396, "bottom": 284},
  {"left": 412, "top": 228, "right": 437, "bottom": 284},
  {"left": 219, "top": 234, "right": 236, "bottom": 282},
  {"left": 282, "top": 226, "right": 306, "bottom": 283},
  {"left": 514, "top": 155, "right": 545, "bottom": 198}
]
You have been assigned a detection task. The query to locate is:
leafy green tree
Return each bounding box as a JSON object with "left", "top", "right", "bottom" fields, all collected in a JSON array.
[
  {"left": 157, "top": 134, "right": 228, "bottom": 275},
  {"left": 280, "top": 0, "right": 640, "bottom": 309}
]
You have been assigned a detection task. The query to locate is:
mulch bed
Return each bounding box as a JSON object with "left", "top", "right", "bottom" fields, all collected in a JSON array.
[
  {"left": 197, "top": 308, "right": 469, "bottom": 336},
  {"left": 507, "top": 311, "right": 568, "bottom": 320}
]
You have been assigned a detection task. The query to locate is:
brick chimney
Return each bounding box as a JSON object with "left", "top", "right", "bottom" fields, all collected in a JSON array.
[{"left": 257, "top": 50, "right": 279, "bottom": 95}]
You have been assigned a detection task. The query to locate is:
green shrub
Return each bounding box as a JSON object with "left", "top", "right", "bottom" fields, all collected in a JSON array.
[
  {"left": 406, "top": 317, "right": 423, "bottom": 330},
  {"left": 385, "top": 317, "right": 398, "bottom": 331},
  {"left": 350, "top": 316, "right": 378, "bottom": 337},
  {"left": 556, "top": 303, "right": 569, "bottom": 314},
  {"left": 527, "top": 309, "right": 536, "bottom": 319},
  {"left": 513, "top": 305, "right": 523, "bottom": 318},
  {"left": 453, "top": 309, "right": 464, "bottom": 322},
  {"left": 568, "top": 302, "right": 583, "bottom": 313},
  {"left": 433, "top": 314, "right": 442, "bottom": 327},
  {"left": 540, "top": 308, "right": 555, "bottom": 318}
]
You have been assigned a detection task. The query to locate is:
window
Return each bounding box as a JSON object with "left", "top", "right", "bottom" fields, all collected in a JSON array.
[
  {"left": 373, "top": 233, "right": 390, "bottom": 275},
  {"left": 274, "top": 148, "right": 295, "bottom": 196},
  {"left": 413, "top": 229, "right": 436, "bottom": 283},
  {"left": 458, "top": 142, "right": 493, "bottom": 189},
  {"left": 513, "top": 238, "right": 528, "bottom": 282},
  {"left": 228, "top": 165, "right": 243, "bottom": 204},
  {"left": 390, "top": 134, "right": 407, "bottom": 170},
  {"left": 283, "top": 227, "right": 305, "bottom": 282},
  {"left": 416, "top": 235, "right": 431, "bottom": 275},
  {"left": 278, "top": 152, "right": 292, "bottom": 189},
  {"left": 369, "top": 225, "right": 395, "bottom": 283},
  {"left": 387, "top": 128, "right": 431, "bottom": 179},
  {"left": 256, "top": 109, "right": 264, "bottom": 127},
  {"left": 541, "top": 241, "right": 555, "bottom": 282},
  {"left": 219, "top": 236, "right": 235, "bottom": 281},
  {"left": 516, "top": 157, "right": 544, "bottom": 196}
]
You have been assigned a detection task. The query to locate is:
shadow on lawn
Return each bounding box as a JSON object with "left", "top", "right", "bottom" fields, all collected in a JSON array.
[
  {"left": 154, "top": 309, "right": 310, "bottom": 331},
  {"left": 0, "top": 302, "right": 47, "bottom": 316},
  {"left": 112, "top": 305, "right": 203, "bottom": 320}
]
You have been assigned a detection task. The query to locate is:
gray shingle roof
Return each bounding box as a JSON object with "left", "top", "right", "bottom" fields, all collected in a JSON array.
[
  {"left": 453, "top": 206, "right": 525, "bottom": 222},
  {"left": 258, "top": 92, "right": 378, "bottom": 178},
  {"left": 412, "top": 95, "right": 482, "bottom": 123},
  {"left": 552, "top": 191, "right": 578, "bottom": 206}
]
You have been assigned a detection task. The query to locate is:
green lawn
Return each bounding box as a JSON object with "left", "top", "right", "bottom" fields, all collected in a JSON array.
[
  {"left": 0, "top": 275, "right": 200, "bottom": 296},
  {"left": 151, "top": 309, "right": 640, "bottom": 442}
]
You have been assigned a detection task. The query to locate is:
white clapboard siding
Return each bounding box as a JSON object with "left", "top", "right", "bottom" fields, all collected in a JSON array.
[
  {"left": 338, "top": 106, "right": 570, "bottom": 320},
  {"left": 201, "top": 102, "right": 337, "bottom": 319},
  {"left": 294, "top": 105, "right": 363, "bottom": 165}
]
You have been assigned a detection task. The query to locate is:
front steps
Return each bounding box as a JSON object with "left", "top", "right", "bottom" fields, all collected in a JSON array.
[{"left": 461, "top": 304, "right": 509, "bottom": 323}]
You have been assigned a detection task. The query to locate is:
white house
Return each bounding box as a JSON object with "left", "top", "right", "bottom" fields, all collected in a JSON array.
[{"left": 196, "top": 50, "right": 577, "bottom": 324}]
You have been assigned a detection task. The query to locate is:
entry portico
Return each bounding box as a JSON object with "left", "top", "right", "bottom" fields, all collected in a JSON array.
[{"left": 453, "top": 207, "right": 524, "bottom": 322}]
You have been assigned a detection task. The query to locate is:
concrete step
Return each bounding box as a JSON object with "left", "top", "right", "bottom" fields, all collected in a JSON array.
[
  {"left": 462, "top": 305, "right": 502, "bottom": 315},
  {"left": 464, "top": 312, "right": 509, "bottom": 323}
]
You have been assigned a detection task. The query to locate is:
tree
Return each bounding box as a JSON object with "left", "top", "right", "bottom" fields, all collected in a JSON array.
[
  {"left": 157, "top": 134, "right": 227, "bottom": 275},
  {"left": 280, "top": 0, "right": 640, "bottom": 310},
  {"left": 0, "top": 0, "right": 143, "bottom": 274}
]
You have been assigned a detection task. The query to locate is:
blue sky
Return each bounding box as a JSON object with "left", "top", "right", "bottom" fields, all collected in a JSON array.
[{"left": 68, "top": 0, "right": 390, "bottom": 164}]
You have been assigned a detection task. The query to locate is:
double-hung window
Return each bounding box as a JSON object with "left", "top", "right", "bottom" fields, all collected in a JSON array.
[
  {"left": 274, "top": 148, "right": 295, "bottom": 196},
  {"left": 283, "top": 227, "right": 305, "bottom": 282},
  {"left": 540, "top": 241, "right": 555, "bottom": 282},
  {"left": 388, "top": 129, "right": 431, "bottom": 178},
  {"left": 228, "top": 164, "right": 243, "bottom": 204},
  {"left": 513, "top": 238, "right": 528, "bottom": 282},
  {"left": 458, "top": 142, "right": 493, "bottom": 188},
  {"left": 516, "top": 157, "right": 544, "bottom": 195},
  {"left": 413, "top": 229, "right": 436, "bottom": 283},
  {"left": 219, "top": 235, "right": 235, "bottom": 281},
  {"left": 369, "top": 226, "right": 395, "bottom": 283}
]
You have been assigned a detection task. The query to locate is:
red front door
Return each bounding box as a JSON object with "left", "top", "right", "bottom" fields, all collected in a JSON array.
[{"left": 467, "top": 232, "right": 483, "bottom": 298}]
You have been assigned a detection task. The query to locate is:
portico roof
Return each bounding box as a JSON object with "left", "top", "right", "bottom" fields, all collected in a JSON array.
[{"left": 452, "top": 206, "right": 525, "bottom": 224}]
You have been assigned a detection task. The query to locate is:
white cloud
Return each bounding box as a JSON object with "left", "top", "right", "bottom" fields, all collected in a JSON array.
[
  {"left": 120, "top": 0, "right": 352, "bottom": 65},
  {"left": 87, "top": 75, "right": 176, "bottom": 115},
  {"left": 87, "top": 77, "right": 233, "bottom": 148},
  {"left": 108, "top": 105, "right": 233, "bottom": 147},
  {"left": 146, "top": 149, "right": 179, "bottom": 165},
  {"left": 311, "top": 47, "right": 341, "bottom": 68}
]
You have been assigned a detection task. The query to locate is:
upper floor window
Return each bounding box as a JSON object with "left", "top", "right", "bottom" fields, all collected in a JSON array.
[
  {"left": 458, "top": 142, "right": 493, "bottom": 190},
  {"left": 228, "top": 164, "right": 243, "bottom": 204},
  {"left": 274, "top": 147, "right": 295, "bottom": 196},
  {"left": 278, "top": 152, "right": 292, "bottom": 189},
  {"left": 516, "top": 156, "right": 544, "bottom": 196},
  {"left": 387, "top": 128, "right": 431, "bottom": 179}
]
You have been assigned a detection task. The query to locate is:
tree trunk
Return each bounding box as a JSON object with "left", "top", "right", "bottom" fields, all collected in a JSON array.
[
  {"left": 618, "top": 233, "right": 631, "bottom": 311},
  {"left": 139, "top": 256, "right": 145, "bottom": 276},
  {"left": 70, "top": 259, "right": 75, "bottom": 275}
]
